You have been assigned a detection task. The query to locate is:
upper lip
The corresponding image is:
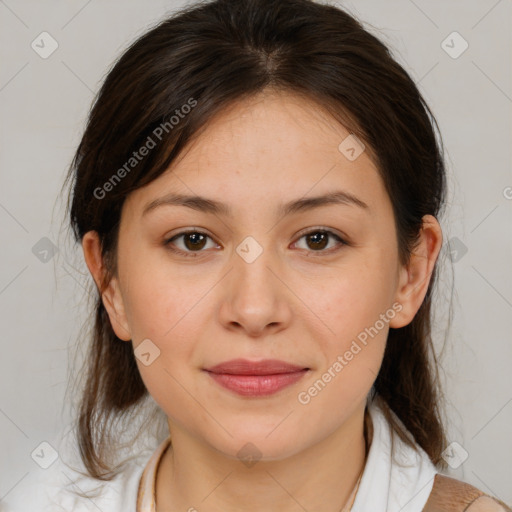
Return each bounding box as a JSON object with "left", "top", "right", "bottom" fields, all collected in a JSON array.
[{"left": 204, "top": 358, "right": 308, "bottom": 375}]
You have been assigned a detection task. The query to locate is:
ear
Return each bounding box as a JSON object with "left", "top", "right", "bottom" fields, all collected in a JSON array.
[
  {"left": 389, "top": 215, "right": 443, "bottom": 329},
  {"left": 81, "top": 231, "right": 132, "bottom": 341}
]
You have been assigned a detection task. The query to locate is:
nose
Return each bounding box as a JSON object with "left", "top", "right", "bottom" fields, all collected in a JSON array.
[{"left": 217, "top": 241, "right": 292, "bottom": 338}]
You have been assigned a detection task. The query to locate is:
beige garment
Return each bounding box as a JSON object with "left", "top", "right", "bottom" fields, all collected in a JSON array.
[{"left": 136, "top": 435, "right": 172, "bottom": 512}]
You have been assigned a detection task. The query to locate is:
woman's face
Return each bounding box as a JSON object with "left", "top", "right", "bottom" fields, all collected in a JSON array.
[{"left": 85, "top": 90, "right": 435, "bottom": 461}]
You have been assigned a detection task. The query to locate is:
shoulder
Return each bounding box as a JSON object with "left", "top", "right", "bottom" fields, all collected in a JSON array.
[
  {"left": 423, "top": 474, "right": 511, "bottom": 512},
  {"left": 466, "top": 497, "right": 512, "bottom": 512}
]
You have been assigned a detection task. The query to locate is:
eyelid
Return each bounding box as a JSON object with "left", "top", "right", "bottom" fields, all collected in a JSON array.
[{"left": 294, "top": 225, "right": 348, "bottom": 242}]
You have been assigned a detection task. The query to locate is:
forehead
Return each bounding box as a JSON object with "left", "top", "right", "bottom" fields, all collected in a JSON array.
[
  {"left": 124, "top": 89, "right": 388, "bottom": 219},
  {"left": 181, "top": 90, "right": 371, "bottom": 165}
]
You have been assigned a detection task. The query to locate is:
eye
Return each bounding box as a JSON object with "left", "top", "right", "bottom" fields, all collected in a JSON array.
[
  {"left": 164, "top": 230, "right": 219, "bottom": 257},
  {"left": 164, "top": 228, "right": 347, "bottom": 258},
  {"left": 292, "top": 228, "right": 347, "bottom": 255}
]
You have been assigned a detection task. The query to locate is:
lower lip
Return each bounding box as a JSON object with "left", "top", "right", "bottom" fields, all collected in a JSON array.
[{"left": 205, "top": 370, "right": 308, "bottom": 397}]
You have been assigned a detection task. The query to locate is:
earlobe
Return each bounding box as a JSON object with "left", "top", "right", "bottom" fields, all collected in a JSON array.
[
  {"left": 81, "top": 231, "right": 132, "bottom": 342},
  {"left": 389, "top": 215, "right": 443, "bottom": 329}
]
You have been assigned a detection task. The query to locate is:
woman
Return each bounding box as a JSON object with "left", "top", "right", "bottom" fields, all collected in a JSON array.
[{"left": 5, "top": 0, "right": 510, "bottom": 510}]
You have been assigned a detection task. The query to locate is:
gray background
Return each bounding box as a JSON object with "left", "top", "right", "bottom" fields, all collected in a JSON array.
[{"left": 1, "top": 0, "right": 511, "bottom": 506}]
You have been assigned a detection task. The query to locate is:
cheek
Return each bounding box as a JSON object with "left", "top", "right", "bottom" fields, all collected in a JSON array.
[
  {"left": 315, "top": 254, "right": 397, "bottom": 342},
  {"left": 301, "top": 248, "right": 397, "bottom": 400},
  {"left": 119, "top": 246, "right": 203, "bottom": 341},
  {"left": 119, "top": 254, "right": 210, "bottom": 383},
  {"left": 296, "top": 270, "right": 392, "bottom": 415},
  {"left": 126, "top": 278, "right": 204, "bottom": 416}
]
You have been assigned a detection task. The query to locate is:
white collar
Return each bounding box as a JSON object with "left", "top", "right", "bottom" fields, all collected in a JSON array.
[{"left": 351, "top": 395, "right": 438, "bottom": 512}]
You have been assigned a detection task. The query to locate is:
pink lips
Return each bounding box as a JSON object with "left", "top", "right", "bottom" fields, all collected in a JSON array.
[{"left": 204, "top": 358, "right": 309, "bottom": 397}]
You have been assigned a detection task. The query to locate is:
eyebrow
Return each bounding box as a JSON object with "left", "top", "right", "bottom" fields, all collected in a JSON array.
[{"left": 142, "top": 190, "right": 369, "bottom": 218}]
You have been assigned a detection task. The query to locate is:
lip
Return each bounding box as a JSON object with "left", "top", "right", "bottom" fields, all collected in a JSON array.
[
  {"left": 205, "top": 358, "right": 308, "bottom": 375},
  {"left": 203, "top": 359, "right": 309, "bottom": 397}
]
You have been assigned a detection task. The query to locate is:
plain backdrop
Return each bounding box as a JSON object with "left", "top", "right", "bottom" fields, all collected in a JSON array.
[{"left": 1, "top": 0, "right": 511, "bottom": 506}]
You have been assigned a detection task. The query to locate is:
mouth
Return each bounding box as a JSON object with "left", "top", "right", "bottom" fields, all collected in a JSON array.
[{"left": 203, "top": 359, "right": 310, "bottom": 397}]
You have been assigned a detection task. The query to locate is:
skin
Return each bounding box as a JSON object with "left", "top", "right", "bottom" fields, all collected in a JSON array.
[{"left": 82, "top": 89, "right": 443, "bottom": 511}]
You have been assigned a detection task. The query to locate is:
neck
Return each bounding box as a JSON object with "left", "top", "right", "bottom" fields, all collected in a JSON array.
[{"left": 156, "top": 405, "right": 371, "bottom": 512}]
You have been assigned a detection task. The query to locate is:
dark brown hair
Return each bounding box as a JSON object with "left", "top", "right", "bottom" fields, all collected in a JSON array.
[{"left": 63, "top": 0, "right": 450, "bottom": 481}]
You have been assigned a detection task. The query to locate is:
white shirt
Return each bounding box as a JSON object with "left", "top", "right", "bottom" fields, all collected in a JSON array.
[
  {"left": 1, "top": 395, "right": 439, "bottom": 512},
  {"left": 352, "top": 396, "right": 438, "bottom": 511}
]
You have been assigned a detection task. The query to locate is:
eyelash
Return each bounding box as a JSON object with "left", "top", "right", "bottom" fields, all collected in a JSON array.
[{"left": 163, "top": 228, "right": 347, "bottom": 258}]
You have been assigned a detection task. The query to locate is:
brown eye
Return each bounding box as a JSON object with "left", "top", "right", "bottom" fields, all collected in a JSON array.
[
  {"left": 164, "top": 230, "right": 218, "bottom": 257},
  {"left": 182, "top": 232, "right": 208, "bottom": 250},
  {"left": 294, "top": 229, "right": 346, "bottom": 254},
  {"left": 305, "top": 231, "right": 329, "bottom": 250}
]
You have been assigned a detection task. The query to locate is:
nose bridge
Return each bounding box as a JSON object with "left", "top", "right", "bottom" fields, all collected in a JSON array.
[
  {"left": 219, "top": 233, "right": 290, "bottom": 334},
  {"left": 233, "top": 234, "right": 278, "bottom": 300}
]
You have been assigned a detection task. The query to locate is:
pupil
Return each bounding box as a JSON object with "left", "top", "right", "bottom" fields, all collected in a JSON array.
[
  {"left": 308, "top": 232, "right": 327, "bottom": 250},
  {"left": 186, "top": 233, "right": 206, "bottom": 250}
]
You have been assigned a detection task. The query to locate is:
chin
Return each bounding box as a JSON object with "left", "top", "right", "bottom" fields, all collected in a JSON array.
[{"left": 206, "top": 427, "right": 307, "bottom": 463}]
